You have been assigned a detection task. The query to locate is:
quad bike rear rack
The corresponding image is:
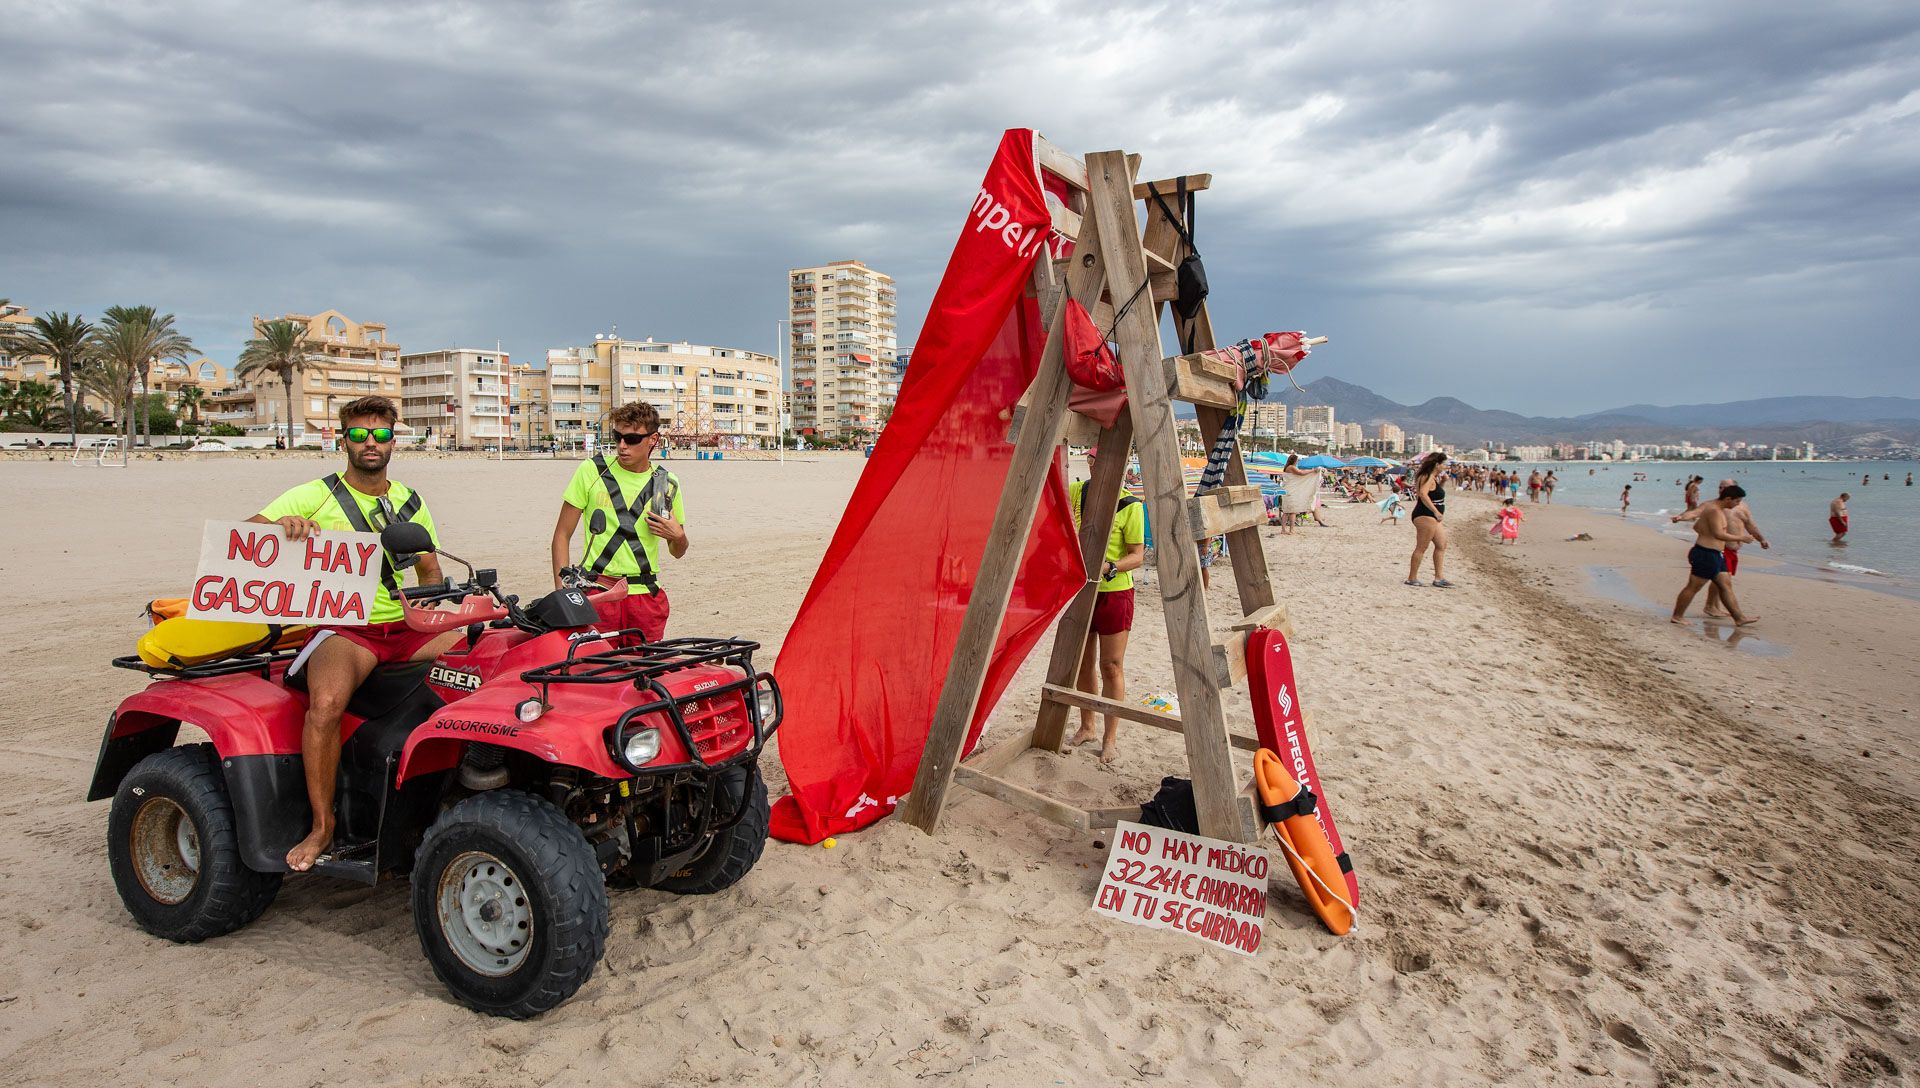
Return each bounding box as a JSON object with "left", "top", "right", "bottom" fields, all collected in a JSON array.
[{"left": 111, "top": 649, "right": 297, "bottom": 681}]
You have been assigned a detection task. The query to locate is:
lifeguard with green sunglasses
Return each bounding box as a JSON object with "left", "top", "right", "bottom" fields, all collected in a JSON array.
[
  {"left": 246, "top": 395, "right": 452, "bottom": 873},
  {"left": 549, "top": 401, "right": 689, "bottom": 642}
]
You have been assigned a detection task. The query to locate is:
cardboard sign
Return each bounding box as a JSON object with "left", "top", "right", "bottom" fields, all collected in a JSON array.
[
  {"left": 1090, "top": 821, "right": 1270, "bottom": 956},
  {"left": 188, "top": 520, "right": 383, "bottom": 625}
]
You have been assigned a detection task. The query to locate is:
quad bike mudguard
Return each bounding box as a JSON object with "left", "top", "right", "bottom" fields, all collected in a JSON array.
[{"left": 89, "top": 671, "right": 308, "bottom": 801}]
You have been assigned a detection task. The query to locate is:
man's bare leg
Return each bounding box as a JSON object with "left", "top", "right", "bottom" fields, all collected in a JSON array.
[
  {"left": 288, "top": 635, "right": 377, "bottom": 871},
  {"left": 1672, "top": 576, "right": 1709, "bottom": 623},
  {"left": 1097, "top": 629, "right": 1130, "bottom": 764},
  {"left": 1703, "top": 580, "right": 1727, "bottom": 617},
  {"left": 1713, "top": 573, "right": 1758, "bottom": 626},
  {"left": 1069, "top": 634, "right": 1099, "bottom": 747}
]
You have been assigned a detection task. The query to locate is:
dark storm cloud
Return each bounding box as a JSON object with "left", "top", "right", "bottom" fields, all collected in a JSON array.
[{"left": 2, "top": 0, "right": 1916, "bottom": 413}]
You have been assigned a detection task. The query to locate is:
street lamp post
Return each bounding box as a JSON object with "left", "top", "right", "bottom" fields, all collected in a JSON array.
[{"left": 774, "top": 317, "right": 790, "bottom": 464}]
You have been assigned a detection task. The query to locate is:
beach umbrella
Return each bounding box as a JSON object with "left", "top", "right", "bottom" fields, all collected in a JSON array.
[
  {"left": 1347, "top": 456, "right": 1394, "bottom": 467},
  {"left": 1297, "top": 454, "right": 1347, "bottom": 469}
]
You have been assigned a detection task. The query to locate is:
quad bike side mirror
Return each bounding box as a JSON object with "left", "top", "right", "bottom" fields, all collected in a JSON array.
[{"left": 381, "top": 521, "right": 435, "bottom": 556}]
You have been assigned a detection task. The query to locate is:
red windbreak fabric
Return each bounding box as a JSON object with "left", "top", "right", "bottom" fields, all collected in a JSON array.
[{"left": 769, "top": 130, "right": 1084, "bottom": 844}]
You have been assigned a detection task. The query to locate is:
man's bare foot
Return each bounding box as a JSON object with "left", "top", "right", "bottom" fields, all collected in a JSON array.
[
  {"left": 1099, "top": 743, "right": 1119, "bottom": 764},
  {"left": 1669, "top": 616, "right": 1688, "bottom": 625},
  {"left": 1735, "top": 617, "right": 1760, "bottom": 627},
  {"left": 1068, "top": 728, "right": 1098, "bottom": 748},
  {"left": 1703, "top": 608, "right": 1727, "bottom": 618},
  {"left": 287, "top": 825, "right": 333, "bottom": 872}
]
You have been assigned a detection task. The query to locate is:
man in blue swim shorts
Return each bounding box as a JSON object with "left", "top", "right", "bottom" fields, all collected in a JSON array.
[{"left": 1671, "top": 485, "right": 1759, "bottom": 627}]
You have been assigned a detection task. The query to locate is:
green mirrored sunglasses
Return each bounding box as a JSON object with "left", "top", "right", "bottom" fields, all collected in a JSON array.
[{"left": 346, "top": 426, "right": 395, "bottom": 443}]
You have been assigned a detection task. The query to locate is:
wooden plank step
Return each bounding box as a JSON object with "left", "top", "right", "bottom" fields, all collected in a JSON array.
[
  {"left": 1186, "top": 485, "right": 1266, "bottom": 541},
  {"left": 1229, "top": 602, "right": 1289, "bottom": 632},
  {"left": 1163, "top": 353, "right": 1239, "bottom": 409},
  {"left": 1132, "top": 173, "right": 1212, "bottom": 200},
  {"left": 1040, "top": 684, "right": 1260, "bottom": 752},
  {"left": 1035, "top": 136, "right": 1090, "bottom": 191},
  {"left": 1004, "top": 400, "right": 1101, "bottom": 448},
  {"left": 953, "top": 766, "right": 1090, "bottom": 831},
  {"left": 1050, "top": 204, "right": 1083, "bottom": 243},
  {"left": 962, "top": 726, "right": 1037, "bottom": 775}
]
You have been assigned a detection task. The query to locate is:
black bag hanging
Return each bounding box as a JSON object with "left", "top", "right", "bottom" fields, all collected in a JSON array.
[{"left": 1148, "top": 179, "right": 1209, "bottom": 322}]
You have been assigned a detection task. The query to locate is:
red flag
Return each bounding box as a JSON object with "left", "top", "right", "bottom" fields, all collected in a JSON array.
[{"left": 768, "top": 130, "right": 1084, "bottom": 843}]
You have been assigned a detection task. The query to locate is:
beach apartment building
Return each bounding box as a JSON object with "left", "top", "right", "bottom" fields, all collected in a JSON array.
[
  {"left": 787, "top": 260, "right": 898, "bottom": 440},
  {"left": 1372, "top": 422, "right": 1404, "bottom": 451},
  {"left": 535, "top": 337, "right": 782, "bottom": 448},
  {"left": 0, "top": 300, "right": 33, "bottom": 390},
  {"left": 399, "top": 348, "right": 514, "bottom": 449},
  {"left": 1292, "top": 404, "right": 1336, "bottom": 444},
  {"left": 202, "top": 310, "right": 403, "bottom": 443},
  {"left": 1245, "top": 401, "right": 1287, "bottom": 438}
]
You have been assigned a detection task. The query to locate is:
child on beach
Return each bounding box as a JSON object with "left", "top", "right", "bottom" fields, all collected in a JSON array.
[
  {"left": 1491, "top": 498, "right": 1524, "bottom": 543},
  {"left": 1620, "top": 485, "right": 1631, "bottom": 515}
]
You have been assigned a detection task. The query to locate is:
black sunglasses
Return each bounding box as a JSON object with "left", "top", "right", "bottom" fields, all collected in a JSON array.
[{"left": 613, "top": 429, "right": 658, "bottom": 446}]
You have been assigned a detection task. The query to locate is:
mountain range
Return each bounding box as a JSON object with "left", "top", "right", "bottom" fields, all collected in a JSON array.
[{"left": 1263, "top": 379, "right": 1920, "bottom": 454}]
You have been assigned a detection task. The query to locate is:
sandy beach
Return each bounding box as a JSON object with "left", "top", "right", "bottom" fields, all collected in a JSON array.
[{"left": 1, "top": 454, "right": 1916, "bottom": 1086}]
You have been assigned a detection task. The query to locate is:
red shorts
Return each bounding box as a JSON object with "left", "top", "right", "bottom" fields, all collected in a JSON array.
[
  {"left": 611, "top": 588, "right": 671, "bottom": 642},
  {"left": 1723, "top": 548, "right": 1739, "bottom": 575},
  {"left": 1830, "top": 515, "right": 1849, "bottom": 536},
  {"left": 321, "top": 620, "right": 446, "bottom": 665},
  {"left": 1090, "top": 588, "right": 1135, "bottom": 636}
]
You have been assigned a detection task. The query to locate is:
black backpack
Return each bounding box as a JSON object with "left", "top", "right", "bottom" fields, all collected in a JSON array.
[{"left": 1147, "top": 180, "right": 1209, "bottom": 326}]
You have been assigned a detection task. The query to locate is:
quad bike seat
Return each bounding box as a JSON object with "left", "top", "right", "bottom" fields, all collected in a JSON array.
[{"left": 285, "top": 657, "right": 436, "bottom": 721}]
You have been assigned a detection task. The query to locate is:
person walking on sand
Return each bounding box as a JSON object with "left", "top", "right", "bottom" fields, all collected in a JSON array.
[
  {"left": 1544, "top": 470, "right": 1557, "bottom": 503},
  {"left": 1672, "top": 485, "right": 1759, "bottom": 626},
  {"left": 1068, "top": 446, "right": 1145, "bottom": 763},
  {"left": 1492, "top": 498, "right": 1524, "bottom": 544},
  {"left": 1405, "top": 450, "right": 1454, "bottom": 587},
  {"left": 1527, "top": 470, "right": 1542, "bottom": 503},
  {"left": 1620, "top": 484, "right": 1632, "bottom": 515},
  {"left": 1830, "top": 493, "right": 1850, "bottom": 542},
  {"left": 1672, "top": 480, "right": 1768, "bottom": 618}
]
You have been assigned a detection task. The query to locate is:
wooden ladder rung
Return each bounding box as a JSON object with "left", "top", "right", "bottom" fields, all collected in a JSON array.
[
  {"left": 953, "top": 765, "right": 1090, "bottom": 831},
  {"left": 1035, "top": 135, "right": 1090, "bottom": 192},
  {"left": 1041, "top": 683, "right": 1260, "bottom": 751},
  {"left": 1230, "top": 602, "right": 1289, "bottom": 632},
  {"left": 1132, "top": 173, "right": 1212, "bottom": 200},
  {"left": 1051, "top": 204, "right": 1083, "bottom": 242},
  {"left": 1187, "top": 485, "right": 1265, "bottom": 540}
]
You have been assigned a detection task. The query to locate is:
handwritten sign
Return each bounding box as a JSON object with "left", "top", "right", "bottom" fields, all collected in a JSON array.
[
  {"left": 1090, "top": 821, "right": 1269, "bottom": 956},
  {"left": 188, "top": 520, "right": 383, "bottom": 625}
]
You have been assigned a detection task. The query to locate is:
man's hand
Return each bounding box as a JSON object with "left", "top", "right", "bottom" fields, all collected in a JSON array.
[
  {"left": 645, "top": 512, "right": 685, "bottom": 544},
  {"left": 277, "top": 515, "right": 322, "bottom": 540},
  {"left": 1759, "top": 540, "right": 1771, "bottom": 549}
]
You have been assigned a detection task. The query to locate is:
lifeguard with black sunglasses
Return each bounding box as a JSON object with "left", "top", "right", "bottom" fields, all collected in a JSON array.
[
  {"left": 549, "top": 401, "right": 688, "bottom": 642},
  {"left": 245, "top": 395, "right": 450, "bottom": 872}
]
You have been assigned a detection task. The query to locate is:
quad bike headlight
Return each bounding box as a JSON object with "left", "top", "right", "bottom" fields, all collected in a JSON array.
[
  {"left": 622, "top": 727, "right": 661, "bottom": 768},
  {"left": 755, "top": 682, "right": 781, "bottom": 728},
  {"left": 515, "top": 698, "right": 546, "bottom": 724}
]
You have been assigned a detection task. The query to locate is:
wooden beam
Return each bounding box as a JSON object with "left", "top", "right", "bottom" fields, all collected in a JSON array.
[
  {"left": 953, "top": 766, "right": 1090, "bottom": 831},
  {"left": 1132, "top": 173, "right": 1212, "bottom": 200},
  {"left": 1005, "top": 401, "right": 1101, "bottom": 448},
  {"left": 1163, "top": 355, "right": 1238, "bottom": 409},
  {"left": 1032, "top": 411, "right": 1136, "bottom": 752},
  {"left": 1186, "top": 485, "right": 1267, "bottom": 541},
  {"left": 1041, "top": 682, "right": 1182, "bottom": 730},
  {"left": 1088, "top": 149, "right": 1252, "bottom": 843},
  {"left": 1034, "top": 135, "right": 1090, "bottom": 192},
  {"left": 1050, "top": 204, "right": 1083, "bottom": 243},
  {"left": 899, "top": 206, "right": 1114, "bottom": 836},
  {"left": 1089, "top": 806, "right": 1142, "bottom": 830},
  {"left": 963, "top": 726, "right": 1038, "bottom": 775},
  {"left": 1229, "top": 602, "right": 1289, "bottom": 632}
]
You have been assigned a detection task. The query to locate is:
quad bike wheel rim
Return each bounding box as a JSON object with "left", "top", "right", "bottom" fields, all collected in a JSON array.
[
  {"left": 436, "top": 850, "right": 533, "bottom": 977},
  {"left": 130, "top": 797, "right": 201, "bottom": 906}
]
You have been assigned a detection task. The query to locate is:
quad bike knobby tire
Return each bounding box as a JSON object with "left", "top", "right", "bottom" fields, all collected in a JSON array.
[
  {"left": 653, "top": 764, "right": 770, "bottom": 896},
  {"left": 411, "top": 790, "right": 608, "bottom": 1019},
  {"left": 107, "top": 743, "right": 282, "bottom": 942}
]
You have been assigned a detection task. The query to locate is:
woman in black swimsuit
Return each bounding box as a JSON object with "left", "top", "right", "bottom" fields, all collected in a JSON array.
[{"left": 1405, "top": 450, "right": 1454, "bottom": 587}]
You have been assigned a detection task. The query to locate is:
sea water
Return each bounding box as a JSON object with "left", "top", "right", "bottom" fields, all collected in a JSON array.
[{"left": 1501, "top": 460, "right": 1920, "bottom": 592}]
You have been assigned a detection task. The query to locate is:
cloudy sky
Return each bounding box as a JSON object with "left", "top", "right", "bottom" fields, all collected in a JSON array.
[{"left": 3, "top": 1, "right": 1916, "bottom": 415}]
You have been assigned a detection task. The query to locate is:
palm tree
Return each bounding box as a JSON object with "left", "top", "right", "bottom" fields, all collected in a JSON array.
[
  {"left": 92, "top": 307, "right": 194, "bottom": 459},
  {"left": 236, "top": 319, "right": 318, "bottom": 450},
  {"left": 2, "top": 380, "right": 61, "bottom": 430},
  {"left": 175, "top": 384, "right": 206, "bottom": 434},
  {"left": 100, "top": 306, "right": 193, "bottom": 451},
  {"left": 9, "top": 312, "right": 94, "bottom": 448}
]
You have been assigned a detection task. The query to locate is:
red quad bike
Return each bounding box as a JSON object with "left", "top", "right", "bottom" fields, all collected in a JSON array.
[{"left": 89, "top": 522, "right": 782, "bottom": 1018}]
